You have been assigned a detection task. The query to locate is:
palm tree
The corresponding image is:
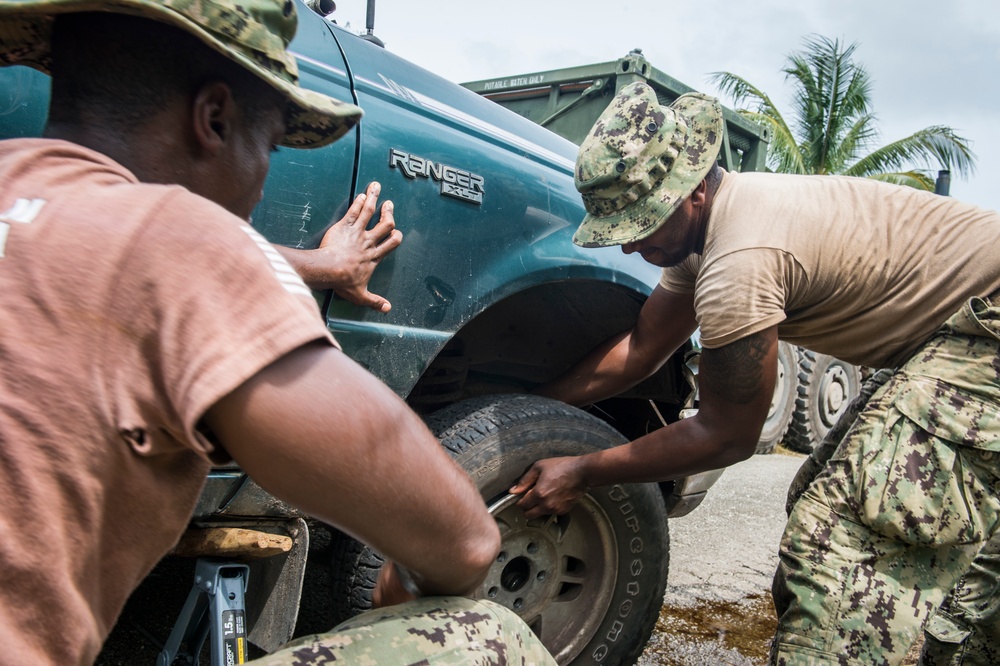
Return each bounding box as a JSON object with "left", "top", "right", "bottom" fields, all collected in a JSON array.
[{"left": 710, "top": 35, "right": 975, "bottom": 189}]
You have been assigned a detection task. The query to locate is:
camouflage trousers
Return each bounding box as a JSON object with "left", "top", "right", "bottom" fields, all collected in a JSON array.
[
  {"left": 250, "top": 596, "right": 556, "bottom": 666},
  {"left": 772, "top": 297, "right": 1000, "bottom": 666}
]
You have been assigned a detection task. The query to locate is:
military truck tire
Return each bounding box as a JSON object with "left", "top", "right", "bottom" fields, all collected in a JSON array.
[
  {"left": 756, "top": 341, "right": 797, "bottom": 454},
  {"left": 785, "top": 349, "right": 862, "bottom": 453},
  {"left": 329, "top": 394, "right": 669, "bottom": 666}
]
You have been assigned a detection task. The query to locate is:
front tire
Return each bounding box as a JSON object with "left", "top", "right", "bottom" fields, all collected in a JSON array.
[{"left": 330, "top": 395, "right": 670, "bottom": 666}]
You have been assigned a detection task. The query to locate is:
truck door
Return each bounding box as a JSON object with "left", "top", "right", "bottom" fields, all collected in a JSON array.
[
  {"left": 0, "top": 66, "right": 49, "bottom": 141},
  {"left": 250, "top": 7, "right": 358, "bottom": 251}
]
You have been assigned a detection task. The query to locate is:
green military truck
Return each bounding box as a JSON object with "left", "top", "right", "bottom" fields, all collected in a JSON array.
[{"left": 462, "top": 50, "right": 863, "bottom": 455}]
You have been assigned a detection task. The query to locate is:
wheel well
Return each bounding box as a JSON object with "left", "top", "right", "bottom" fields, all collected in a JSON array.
[{"left": 406, "top": 280, "right": 693, "bottom": 429}]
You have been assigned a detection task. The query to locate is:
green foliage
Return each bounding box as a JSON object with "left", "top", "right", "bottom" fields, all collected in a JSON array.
[{"left": 710, "top": 35, "right": 976, "bottom": 188}]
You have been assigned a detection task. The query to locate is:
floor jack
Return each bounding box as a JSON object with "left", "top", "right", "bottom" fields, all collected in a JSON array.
[{"left": 157, "top": 559, "right": 250, "bottom": 666}]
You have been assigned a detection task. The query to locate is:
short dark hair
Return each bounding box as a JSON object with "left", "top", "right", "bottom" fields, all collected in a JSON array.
[
  {"left": 705, "top": 163, "right": 723, "bottom": 193},
  {"left": 48, "top": 12, "right": 284, "bottom": 131}
]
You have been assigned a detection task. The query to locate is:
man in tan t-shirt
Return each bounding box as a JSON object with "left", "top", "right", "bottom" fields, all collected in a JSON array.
[
  {"left": 511, "top": 82, "right": 1000, "bottom": 665},
  {"left": 0, "top": 1, "right": 556, "bottom": 665}
]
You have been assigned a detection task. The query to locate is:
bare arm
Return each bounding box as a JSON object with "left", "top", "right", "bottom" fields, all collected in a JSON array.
[
  {"left": 278, "top": 181, "right": 402, "bottom": 312},
  {"left": 537, "top": 286, "right": 699, "bottom": 406},
  {"left": 204, "top": 341, "right": 499, "bottom": 596},
  {"left": 514, "top": 326, "right": 778, "bottom": 518}
]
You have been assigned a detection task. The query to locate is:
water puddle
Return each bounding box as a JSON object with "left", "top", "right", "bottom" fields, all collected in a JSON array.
[
  {"left": 639, "top": 592, "right": 924, "bottom": 666},
  {"left": 639, "top": 593, "right": 775, "bottom": 665}
]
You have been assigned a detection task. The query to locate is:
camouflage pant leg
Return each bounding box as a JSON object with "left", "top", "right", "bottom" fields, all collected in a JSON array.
[
  {"left": 250, "top": 596, "right": 557, "bottom": 666},
  {"left": 920, "top": 531, "right": 1000, "bottom": 666},
  {"left": 780, "top": 364, "right": 1000, "bottom": 666},
  {"left": 770, "top": 299, "right": 1000, "bottom": 666},
  {"left": 785, "top": 368, "right": 896, "bottom": 517}
]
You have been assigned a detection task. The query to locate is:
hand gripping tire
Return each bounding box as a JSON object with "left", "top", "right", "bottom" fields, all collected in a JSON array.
[{"left": 329, "top": 394, "right": 670, "bottom": 666}]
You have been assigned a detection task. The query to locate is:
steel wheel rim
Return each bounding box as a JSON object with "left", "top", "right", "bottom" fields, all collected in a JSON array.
[
  {"left": 769, "top": 350, "right": 792, "bottom": 418},
  {"left": 478, "top": 493, "right": 617, "bottom": 663},
  {"left": 819, "top": 364, "right": 850, "bottom": 427}
]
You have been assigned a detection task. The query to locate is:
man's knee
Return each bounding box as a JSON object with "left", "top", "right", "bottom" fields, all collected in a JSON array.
[{"left": 257, "top": 597, "right": 556, "bottom": 666}]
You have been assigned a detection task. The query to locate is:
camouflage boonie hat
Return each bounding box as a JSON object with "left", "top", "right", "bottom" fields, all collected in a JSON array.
[
  {"left": 573, "top": 82, "right": 723, "bottom": 247},
  {"left": 0, "top": 0, "right": 362, "bottom": 148}
]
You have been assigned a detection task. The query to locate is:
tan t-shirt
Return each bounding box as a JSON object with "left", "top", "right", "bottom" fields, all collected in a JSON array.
[
  {"left": 660, "top": 170, "right": 1000, "bottom": 368},
  {"left": 0, "top": 139, "right": 336, "bottom": 665}
]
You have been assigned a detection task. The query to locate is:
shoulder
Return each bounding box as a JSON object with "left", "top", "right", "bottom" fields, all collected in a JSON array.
[
  {"left": 131, "top": 189, "right": 317, "bottom": 302},
  {"left": 717, "top": 170, "right": 890, "bottom": 196},
  {"left": 143, "top": 186, "right": 241, "bottom": 225},
  {"left": 131, "top": 187, "right": 257, "bottom": 253},
  {"left": 708, "top": 171, "right": 787, "bottom": 223}
]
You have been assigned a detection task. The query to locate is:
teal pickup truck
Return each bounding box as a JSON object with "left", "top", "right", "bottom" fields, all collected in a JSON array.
[{"left": 0, "top": 5, "right": 745, "bottom": 665}]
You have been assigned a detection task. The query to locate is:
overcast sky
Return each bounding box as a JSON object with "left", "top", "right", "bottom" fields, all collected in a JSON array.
[{"left": 331, "top": 0, "right": 999, "bottom": 212}]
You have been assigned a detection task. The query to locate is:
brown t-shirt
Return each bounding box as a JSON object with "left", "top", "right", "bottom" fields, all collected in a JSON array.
[
  {"left": 660, "top": 170, "right": 1000, "bottom": 368},
  {"left": 0, "top": 139, "right": 335, "bottom": 664}
]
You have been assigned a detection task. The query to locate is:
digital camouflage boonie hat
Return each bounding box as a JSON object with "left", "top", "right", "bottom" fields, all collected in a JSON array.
[
  {"left": 573, "top": 82, "right": 723, "bottom": 247},
  {"left": 0, "top": 0, "right": 362, "bottom": 148}
]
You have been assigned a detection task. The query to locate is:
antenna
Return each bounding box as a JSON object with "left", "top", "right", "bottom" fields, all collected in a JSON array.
[{"left": 361, "top": 0, "right": 385, "bottom": 47}]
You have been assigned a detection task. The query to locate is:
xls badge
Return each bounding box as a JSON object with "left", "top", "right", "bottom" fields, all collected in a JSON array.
[{"left": 389, "top": 148, "right": 484, "bottom": 205}]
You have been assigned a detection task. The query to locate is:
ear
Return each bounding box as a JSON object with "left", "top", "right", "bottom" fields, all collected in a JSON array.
[
  {"left": 191, "top": 81, "right": 237, "bottom": 156},
  {"left": 689, "top": 177, "right": 708, "bottom": 209}
]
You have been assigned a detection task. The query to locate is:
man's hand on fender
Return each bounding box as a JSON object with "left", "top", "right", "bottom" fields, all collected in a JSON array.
[
  {"left": 510, "top": 456, "right": 588, "bottom": 519},
  {"left": 291, "top": 181, "right": 402, "bottom": 312}
]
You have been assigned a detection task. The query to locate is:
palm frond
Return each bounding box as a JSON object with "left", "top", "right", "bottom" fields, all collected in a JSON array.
[
  {"left": 710, "top": 71, "right": 806, "bottom": 174},
  {"left": 708, "top": 71, "right": 767, "bottom": 109},
  {"left": 784, "top": 36, "right": 874, "bottom": 174},
  {"left": 825, "top": 113, "right": 879, "bottom": 174},
  {"left": 845, "top": 126, "right": 977, "bottom": 179},
  {"left": 711, "top": 35, "right": 977, "bottom": 183},
  {"left": 865, "top": 171, "right": 937, "bottom": 190},
  {"left": 734, "top": 110, "right": 807, "bottom": 174},
  {"left": 782, "top": 52, "right": 821, "bottom": 153}
]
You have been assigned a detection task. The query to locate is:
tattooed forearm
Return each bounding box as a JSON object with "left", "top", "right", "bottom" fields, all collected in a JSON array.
[{"left": 701, "top": 332, "right": 771, "bottom": 404}]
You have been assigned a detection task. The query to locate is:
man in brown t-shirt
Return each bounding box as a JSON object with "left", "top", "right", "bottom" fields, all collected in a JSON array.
[
  {"left": 511, "top": 82, "right": 1000, "bottom": 665},
  {"left": 0, "top": 1, "right": 555, "bottom": 664}
]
